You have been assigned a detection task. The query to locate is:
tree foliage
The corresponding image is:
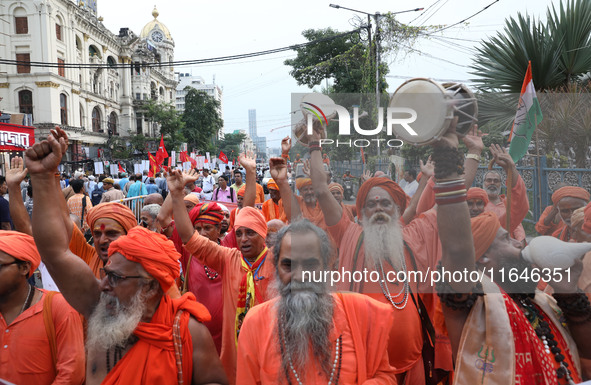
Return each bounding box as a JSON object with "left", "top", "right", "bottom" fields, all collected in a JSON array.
[
  {"left": 284, "top": 28, "right": 376, "bottom": 93},
  {"left": 142, "top": 99, "right": 185, "bottom": 151},
  {"left": 217, "top": 132, "right": 246, "bottom": 160},
  {"left": 471, "top": 0, "right": 591, "bottom": 129},
  {"left": 181, "top": 87, "right": 224, "bottom": 153}
]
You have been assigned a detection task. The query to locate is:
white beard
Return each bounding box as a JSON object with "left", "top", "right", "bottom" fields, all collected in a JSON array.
[
  {"left": 361, "top": 210, "right": 405, "bottom": 271},
  {"left": 86, "top": 291, "right": 146, "bottom": 352}
]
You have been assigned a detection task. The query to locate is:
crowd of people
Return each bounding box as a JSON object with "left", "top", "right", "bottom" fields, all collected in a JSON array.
[{"left": 0, "top": 124, "right": 591, "bottom": 385}]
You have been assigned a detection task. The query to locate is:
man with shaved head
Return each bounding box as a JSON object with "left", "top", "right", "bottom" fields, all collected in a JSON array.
[{"left": 143, "top": 192, "right": 164, "bottom": 206}]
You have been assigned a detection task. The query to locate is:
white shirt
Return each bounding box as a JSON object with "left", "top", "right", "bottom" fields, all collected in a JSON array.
[
  {"left": 202, "top": 175, "right": 215, "bottom": 193},
  {"left": 403, "top": 180, "right": 419, "bottom": 197}
]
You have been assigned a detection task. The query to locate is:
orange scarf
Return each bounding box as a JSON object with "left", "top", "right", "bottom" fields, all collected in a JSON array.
[
  {"left": 101, "top": 293, "right": 210, "bottom": 385},
  {"left": 235, "top": 247, "right": 268, "bottom": 345}
]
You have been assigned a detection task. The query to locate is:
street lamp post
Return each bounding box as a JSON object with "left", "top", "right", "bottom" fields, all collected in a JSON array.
[
  {"left": 329, "top": 4, "right": 423, "bottom": 156},
  {"left": 329, "top": 4, "right": 423, "bottom": 107}
]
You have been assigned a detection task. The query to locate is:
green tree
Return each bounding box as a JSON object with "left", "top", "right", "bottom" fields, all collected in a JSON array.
[
  {"left": 285, "top": 28, "right": 384, "bottom": 93},
  {"left": 471, "top": 0, "right": 591, "bottom": 135},
  {"left": 181, "top": 87, "right": 224, "bottom": 153},
  {"left": 217, "top": 132, "right": 246, "bottom": 160},
  {"left": 143, "top": 99, "right": 185, "bottom": 151}
]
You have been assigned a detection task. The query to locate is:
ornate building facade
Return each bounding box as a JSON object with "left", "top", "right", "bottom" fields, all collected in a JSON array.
[{"left": 0, "top": 0, "right": 176, "bottom": 160}]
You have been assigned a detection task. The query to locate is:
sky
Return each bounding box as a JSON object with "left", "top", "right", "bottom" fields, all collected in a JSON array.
[{"left": 98, "top": 0, "right": 560, "bottom": 150}]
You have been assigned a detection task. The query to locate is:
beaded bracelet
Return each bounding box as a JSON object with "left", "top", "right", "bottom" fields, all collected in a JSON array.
[{"left": 435, "top": 261, "right": 483, "bottom": 310}]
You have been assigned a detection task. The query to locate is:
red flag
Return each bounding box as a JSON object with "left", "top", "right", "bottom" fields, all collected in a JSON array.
[
  {"left": 148, "top": 153, "right": 157, "bottom": 177},
  {"left": 167, "top": 156, "right": 172, "bottom": 168},
  {"left": 155, "top": 135, "right": 168, "bottom": 165},
  {"left": 179, "top": 151, "right": 189, "bottom": 163},
  {"left": 360, "top": 147, "right": 366, "bottom": 164},
  {"left": 219, "top": 151, "right": 229, "bottom": 164},
  {"left": 118, "top": 163, "right": 125, "bottom": 173}
]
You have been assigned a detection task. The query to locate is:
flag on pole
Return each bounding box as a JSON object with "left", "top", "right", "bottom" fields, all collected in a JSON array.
[
  {"left": 118, "top": 162, "right": 125, "bottom": 174},
  {"left": 219, "top": 151, "right": 229, "bottom": 164},
  {"left": 155, "top": 135, "right": 169, "bottom": 165},
  {"left": 148, "top": 153, "right": 157, "bottom": 177},
  {"left": 360, "top": 147, "right": 366, "bottom": 164},
  {"left": 508, "top": 61, "right": 543, "bottom": 162}
]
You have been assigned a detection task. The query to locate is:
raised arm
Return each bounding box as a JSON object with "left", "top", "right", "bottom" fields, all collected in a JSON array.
[
  {"left": 433, "top": 125, "right": 476, "bottom": 358},
  {"left": 461, "top": 125, "right": 485, "bottom": 189},
  {"left": 491, "top": 144, "right": 529, "bottom": 231},
  {"left": 167, "top": 170, "right": 198, "bottom": 244},
  {"left": 402, "top": 157, "right": 434, "bottom": 224},
  {"left": 6, "top": 156, "right": 32, "bottom": 235},
  {"left": 239, "top": 152, "right": 257, "bottom": 208},
  {"left": 157, "top": 192, "right": 175, "bottom": 237},
  {"left": 269, "top": 157, "right": 292, "bottom": 221},
  {"left": 26, "top": 128, "right": 100, "bottom": 318},
  {"left": 310, "top": 143, "right": 341, "bottom": 227}
]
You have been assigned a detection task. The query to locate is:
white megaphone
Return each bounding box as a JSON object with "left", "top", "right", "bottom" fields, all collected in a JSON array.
[{"left": 521, "top": 236, "right": 591, "bottom": 269}]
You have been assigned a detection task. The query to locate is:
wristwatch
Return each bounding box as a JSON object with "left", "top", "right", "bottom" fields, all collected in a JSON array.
[{"left": 465, "top": 153, "right": 481, "bottom": 162}]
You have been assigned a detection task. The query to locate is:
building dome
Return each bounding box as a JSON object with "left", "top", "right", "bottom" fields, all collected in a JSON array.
[{"left": 140, "top": 6, "right": 172, "bottom": 40}]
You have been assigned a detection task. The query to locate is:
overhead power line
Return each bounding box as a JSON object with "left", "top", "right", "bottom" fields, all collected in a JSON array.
[
  {"left": 0, "top": 28, "right": 363, "bottom": 70},
  {"left": 422, "top": 0, "right": 500, "bottom": 36}
]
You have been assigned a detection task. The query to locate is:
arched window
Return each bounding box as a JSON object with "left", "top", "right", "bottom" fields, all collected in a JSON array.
[
  {"left": 14, "top": 7, "right": 28, "bottom": 34},
  {"left": 92, "top": 107, "right": 101, "bottom": 132},
  {"left": 18, "top": 90, "right": 33, "bottom": 118},
  {"left": 76, "top": 36, "right": 82, "bottom": 51},
  {"left": 79, "top": 104, "right": 85, "bottom": 128},
  {"left": 89, "top": 45, "right": 101, "bottom": 58},
  {"left": 159, "top": 86, "right": 164, "bottom": 101},
  {"left": 60, "top": 93, "right": 68, "bottom": 125},
  {"left": 108, "top": 112, "right": 118, "bottom": 135},
  {"left": 107, "top": 56, "right": 116, "bottom": 68},
  {"left": 150, "top": 82, "right": 157, "bottom": 99}
]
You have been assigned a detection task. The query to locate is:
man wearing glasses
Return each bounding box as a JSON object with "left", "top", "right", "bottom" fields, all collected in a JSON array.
[{"left": 26, "top": 128, "right": 228, "bottom": 385}]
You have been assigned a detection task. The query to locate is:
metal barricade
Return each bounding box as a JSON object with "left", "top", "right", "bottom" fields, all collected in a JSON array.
[{"left": 115, "top": 195, "right": 148, "bottom": 223}]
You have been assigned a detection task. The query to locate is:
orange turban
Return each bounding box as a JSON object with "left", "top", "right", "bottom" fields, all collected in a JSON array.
[
  {"left": 552, "top": 186, "right": 590, "bottom": 205},
  {"left": 109, "top": 226, "right": 180, "bottom": 293},
  {"left": 0, "top": 231, "right": 40, "bottom": 277},
  {"left": 86, "top": 202, "right": 137, "bottom": 233},
  {"left": 356, "top": 177, "right": 407, "bottom": 218},
  {"left": 295, "top": 177, "right": 312, "bottom": 191},
  {"left": 467, "top": 187, "right": 489, "bottom": 205},
  {"left": 189, "top": 202, "right": 224, "bottom": 225},
  {"left": 238, "top": 185, "right": 246, "bottom": 197},
  {"left": 267, "top": 179, "right": 279, "bottom": 191},
  {"left": 183, "top": 193, "right": 200, "bottom": 206},
  {"left": 328, "top": 182, "right": 344, "bottom": 194},
  {"left": 582, "top": 201, "right": 591, "bottom": 234},
  {"left": 471, "top": 211, "right": 501, "bottom": 261},
  {"left": 234, "top": 206, "right": 267, "bottom": 239}
]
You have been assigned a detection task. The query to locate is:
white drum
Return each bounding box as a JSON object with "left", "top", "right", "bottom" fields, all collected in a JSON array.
[
  {"left": 388, "top": 78, "right": 478, "bottom": 146},
  {"left": 294, "top": 93, "right": 338, "bottom": 146}
]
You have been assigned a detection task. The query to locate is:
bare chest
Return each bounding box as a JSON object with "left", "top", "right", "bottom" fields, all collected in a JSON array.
[{"left": 86, "top": 344, "right": 134, "bottom": 384}]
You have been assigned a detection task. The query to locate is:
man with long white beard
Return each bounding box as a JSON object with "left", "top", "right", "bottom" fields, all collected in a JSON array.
[
  {"left": 26, "top": 129, "right": 228, "bottom": 385},
  {"left": 236, "top": 220, "right": 396, "bottom": 384},
  {"left": 309, "top": 138, "right": 449, "bottom": 384}
]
